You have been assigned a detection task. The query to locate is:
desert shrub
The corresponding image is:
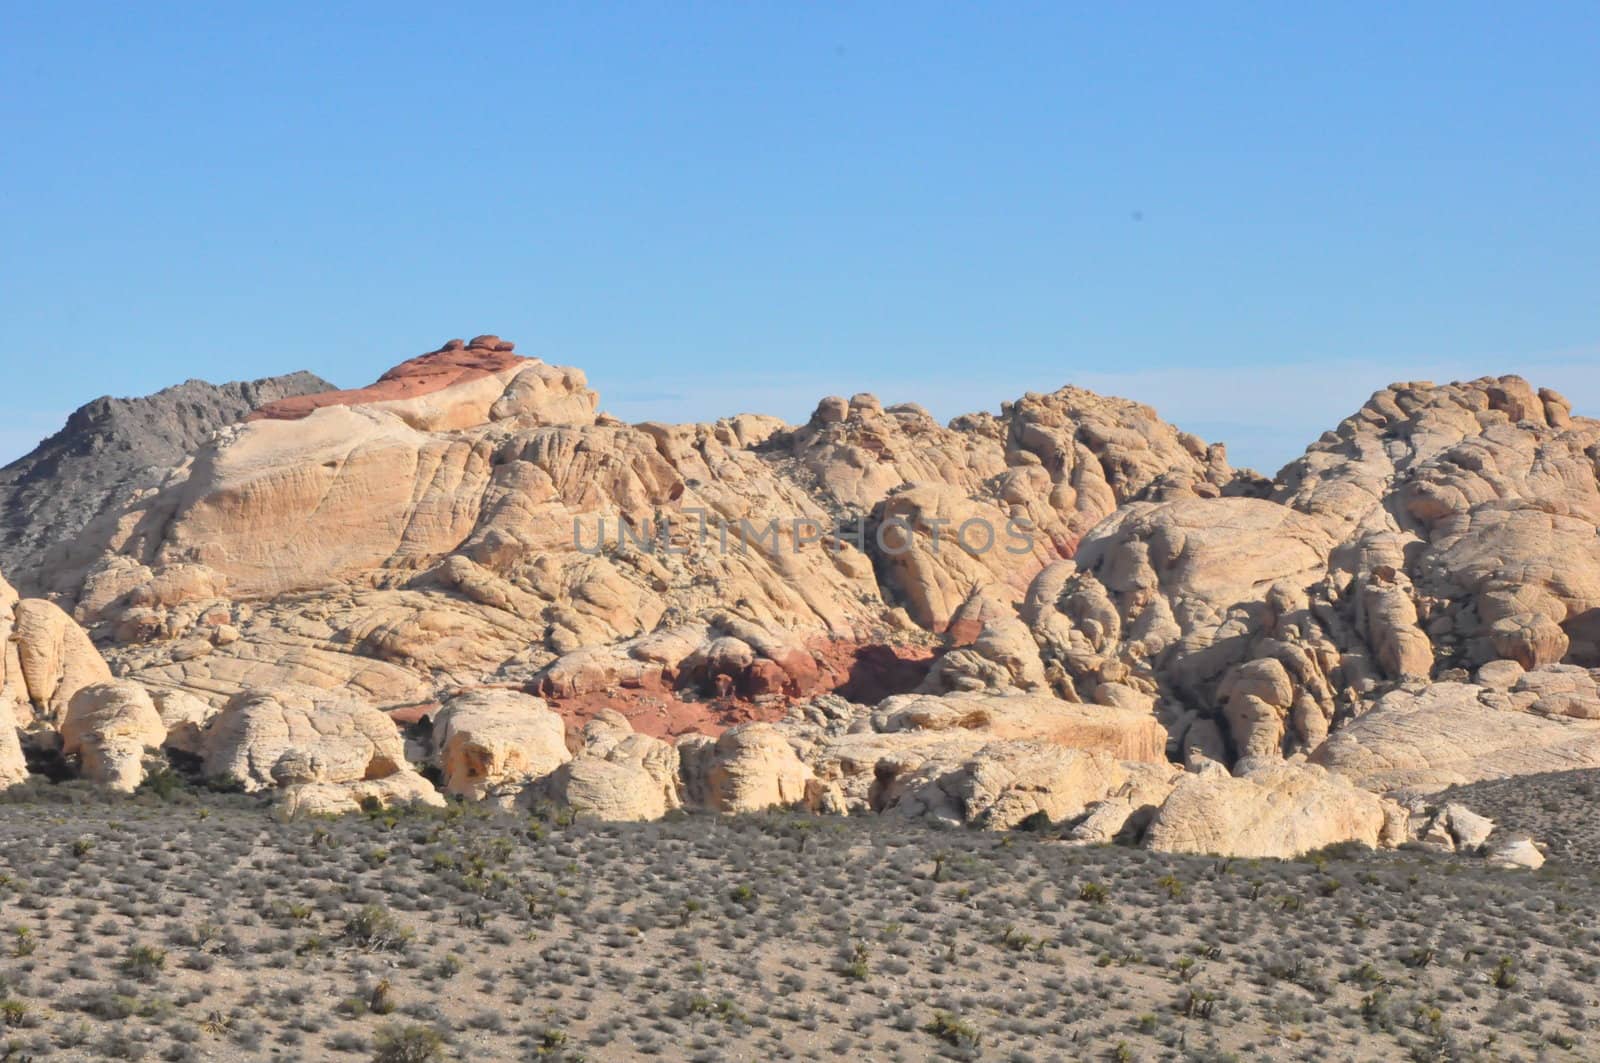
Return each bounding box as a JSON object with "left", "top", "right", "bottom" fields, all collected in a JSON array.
[
  {"left": 924, "top": 1010, "right": 981, "bottom": 1052},
  {"left": 345, "top": 906, "right": 412, "bottom": 952},
  {"left": 371, "top": 1024, "right": 445, "bottom": 1063},
  {"left": 119, "top": 946, "right": 168, "bottom": 982}
]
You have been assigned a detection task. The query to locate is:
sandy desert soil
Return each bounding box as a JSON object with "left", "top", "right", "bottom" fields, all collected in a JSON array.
[{"left": 1, "top": 775, "right": 1596, "bottom": 1063}]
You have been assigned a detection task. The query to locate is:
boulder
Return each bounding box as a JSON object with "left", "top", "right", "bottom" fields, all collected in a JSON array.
[
  {"left": 1143, "top": 760, "right": 1398, "bottom": 859},
  {"left": 535, "top": 711, "right": 681, "bottom": 821},
  {"left": 200, "top": 686, "right": 410, "bottom": 792},
  {"left": 0, "top": 696, "right": 26, "bottom": 789},
  {"left": 60, "top": 681, "right": 167, "bottom": 791},
  {"left": 432, "top": 690, "right": 570, "bottom": 801},
  {"left": 681, "top": 723, "right": 814, "bottom": 813},
  {"left": 276, "top": 769, "right": 445, "bottom": 819},
  {"left": 1440, "top": 803, "right": 1495, "bottom": 851},
  {"left": 1486, "top": 836, "right": 1545, "bottom": 870},
  {"left": 150, "top": 688, "right": 219, "bottom": 757},
  {"left": 885, "top": 742, "right": 1181, "bottom": 829},
  {"left": 8, "top": 598, "right": 112, "bottom": 725}
]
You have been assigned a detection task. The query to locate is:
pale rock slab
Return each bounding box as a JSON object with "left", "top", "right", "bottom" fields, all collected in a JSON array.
[
  {"left": 201, "top": 686, "right": 410, "bottom": 792},
  {"left": 536, "top": 710, "right": 681, "bottom": 821},
  {"left": 432, "top": 690, "right": 570, "bottom": 801},
  {"left": 61, "top": 680, "right": 167, "bottom": 791},
  {"left": 1309, "top": 681, "right": 1600, "bottom": 792},
  {"left": 1143, "top": 760, "right": 1397, "bottom": 859}
]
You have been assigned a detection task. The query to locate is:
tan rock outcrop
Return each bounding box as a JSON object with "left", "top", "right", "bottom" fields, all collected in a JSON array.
[
  {"left": 885, "top": 743, "right": 1181, "bottom": 829},
  {"left": 792, "top": 688, "right": 1175, "bottom": 828},
  {"left": 535, "top": 710, "right": 681, "bottom": 820},
  {"left": 680, "top": 722, "right": 814, "bottom": 813},
  {"left": 60, "top": 680, "right": 166, "bottom": 791},
  {"left": 20, "top": 346, "right": 1600, "bottom": 829},
  {"left": 1510, "top": 665, "right": 1600, "bottom": 719},
  {"left": 7, "top": 596, "right": 112, "bottom": 726},
  {"left": 149, "top": 687, "right": 219, "bottom": 756},
  {"left": 1486, "top": 836, "right": 1545, "bottom": 870},
  {"left": 200, "top": 686, "right": 411, "bottom": 792},
  {"left": 0, "top": 696, "right": 27, "bottom": 789},
  {"left": 38, "top": 344, "right": 1245, "bottom": 719},
  {"left": 1143, "top": 760, "right": 1398, "bottom": 859},
  {"left": 432, "top": 690, "right": 569, "bottom": 800},
  {"left": 1309, "top": 680, "right": 1600, "bottom": 792},
  {"left": 870, "top": 692, "right": 1168, "bottom": 763},
  {"left": 276, "top": 769, "right": 446, "bottom": 818}
]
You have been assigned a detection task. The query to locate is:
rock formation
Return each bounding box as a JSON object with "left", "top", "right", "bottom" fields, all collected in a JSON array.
[
  {"left": 0, "top": 371, "right": 333, "bottom": 587},
  {"left": 534, "top": 710, "right": 682, "bottom": 821},
  {"left": 200, "top": 685, "right": 414, "bottom": 793},
  {"left": 60, "top": 680, "right": 166, "bottom": 791},
  {"left": 3, "top": 340, "right": 1596, "bottom": 864},
  {"left": 1142, "top": 760, "right": 1402, "bottom": 859},
  {"left": 432, "top": 689, "right": 570, "bottom": 801}
]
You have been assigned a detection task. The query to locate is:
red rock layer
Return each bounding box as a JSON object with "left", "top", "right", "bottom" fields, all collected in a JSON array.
[
  {"left": 248, "top": 336, "right": 524, "bottom": 422},
  {"left": 540, "top": 638, "right": 938, "bottom": 740}
]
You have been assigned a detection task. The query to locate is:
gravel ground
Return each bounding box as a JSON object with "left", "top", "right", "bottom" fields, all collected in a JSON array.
[{"left": 0, "top": 776, "right": 1596, "bottom": 1062}]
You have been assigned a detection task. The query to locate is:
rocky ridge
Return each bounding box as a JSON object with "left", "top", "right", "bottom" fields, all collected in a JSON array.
[
  {"left": 4, "top": 335, "right": 1599, "bottom": 864},
  {"left": 0, "top": 369, "right": 334, "bottom": 590}
]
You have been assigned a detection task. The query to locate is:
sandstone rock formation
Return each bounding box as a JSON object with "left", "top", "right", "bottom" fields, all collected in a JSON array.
[
  {"left": 1142, "top": 760, "right": 1402, "bottom": 859},
  {"left": 534, "top": 710, "right": 682, "bottom": 820},
  {"left": 1486, "top": 836, "right": 1545, "bottom": 870},
  {"left": 1027, "top": 375, "right": 1600, "bottom": 771},
  {"left": 38, "top": 339, "right": 1250, "bottom": 727},
  {"left": 869, "top": 692, "right": 1168, "bottom": 763},
  {"left": 432, "top": 690, "right": 570, "bottom": 801},
  {"left": 60, "top": 680, "right": 166, "bottom": 791},
  {"left": 7, "top": 340, "right": 1600, "bottom": 861},
  {"left": 200, "top": 686, "right": 412, "bottom": 793},
  {"left": 679, "top": 722, "right": 814, "bottom": 814},
  {"left": 886, "top": 744, "right": 1182, "bottom": 830},
  {"left": 149, "top": 687, "right": 219, "bottom": 757},
  {"left": 0, "top": 371, "right": 333, "bottom": 587},
  {"left": 275, "top": 770, "right": 447, "bottom": 819},
  {"left": 6, "top": 594, "right": 113, "bottom": 727},
  {"left": 0, "top": 698, "right": 25, "bottom": 790},
  {"left": 1309, "top": 680, "right": 1600, "bottom": 792}
]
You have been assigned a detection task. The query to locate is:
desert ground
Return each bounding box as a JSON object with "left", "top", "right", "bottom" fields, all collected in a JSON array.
[{"left": 2, "top": 772, "right": 1596, "bottom": 1063}]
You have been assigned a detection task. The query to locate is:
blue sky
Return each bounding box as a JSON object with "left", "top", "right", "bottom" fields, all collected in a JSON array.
[{"left": 2, "top": 3, "right": 1596, "bottom": 473}]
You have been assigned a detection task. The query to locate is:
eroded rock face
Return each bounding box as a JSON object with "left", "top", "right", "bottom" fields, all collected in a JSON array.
[
  {"left": 1309, "top": 680, "right": 1600, "bottom": 792},
  {"left": 680, "top": 723, "right": 814, "bottom": 814},
  {"left": 37, "top": 342, "right": 1242, "bottom": 720},
  {"left": 1143, "top": 760, "right": 1401, "bottom": 859},
  {"left": 0, "top": 371, "right": 334, "bottom": 587},
  {"left": 1026, "top": 375, "right": 1600, "bottom": 767},
  {"left": 535, "top": 710, "right": 681, "bottom": 821},
  {"left": 276, "top": 770, "right": 445, "bottom": 819},
  {"left": 4, "top": 567, "right": 120, "bottom": 787},
  {"left": 60, "top": 680, "right": 166, "bottom": 791},
  {"left": 885, "top": 744, "right": 1181, "bottom": 830},
  {"left": 6, "top": 596, "right": 113, "bottom": 727},
  {"left": 432, "top": 690, "right": 569, "bottom": 801},
  {"left": 200, "top": 686, "right": 410, "bottom": 792},
  {"left": 792, "top": 691, "right": 1175, "bottom": 827},
  {"left": 149, "top": 688, "right": 219, "bottom": 757},
  {"left": 870, "top": 692, "right": 1168, "bottom": 763},
  {"left": 0, "top": 697, "right": 26, "bottom": 789},
  {"left": 14, "top": 343, "right": 1600, "bottom": 852}
]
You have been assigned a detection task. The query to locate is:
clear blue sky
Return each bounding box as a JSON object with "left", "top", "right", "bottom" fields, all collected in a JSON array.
[{"left": 3, "top": 3, "right": 1596, "bottom": 473}]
